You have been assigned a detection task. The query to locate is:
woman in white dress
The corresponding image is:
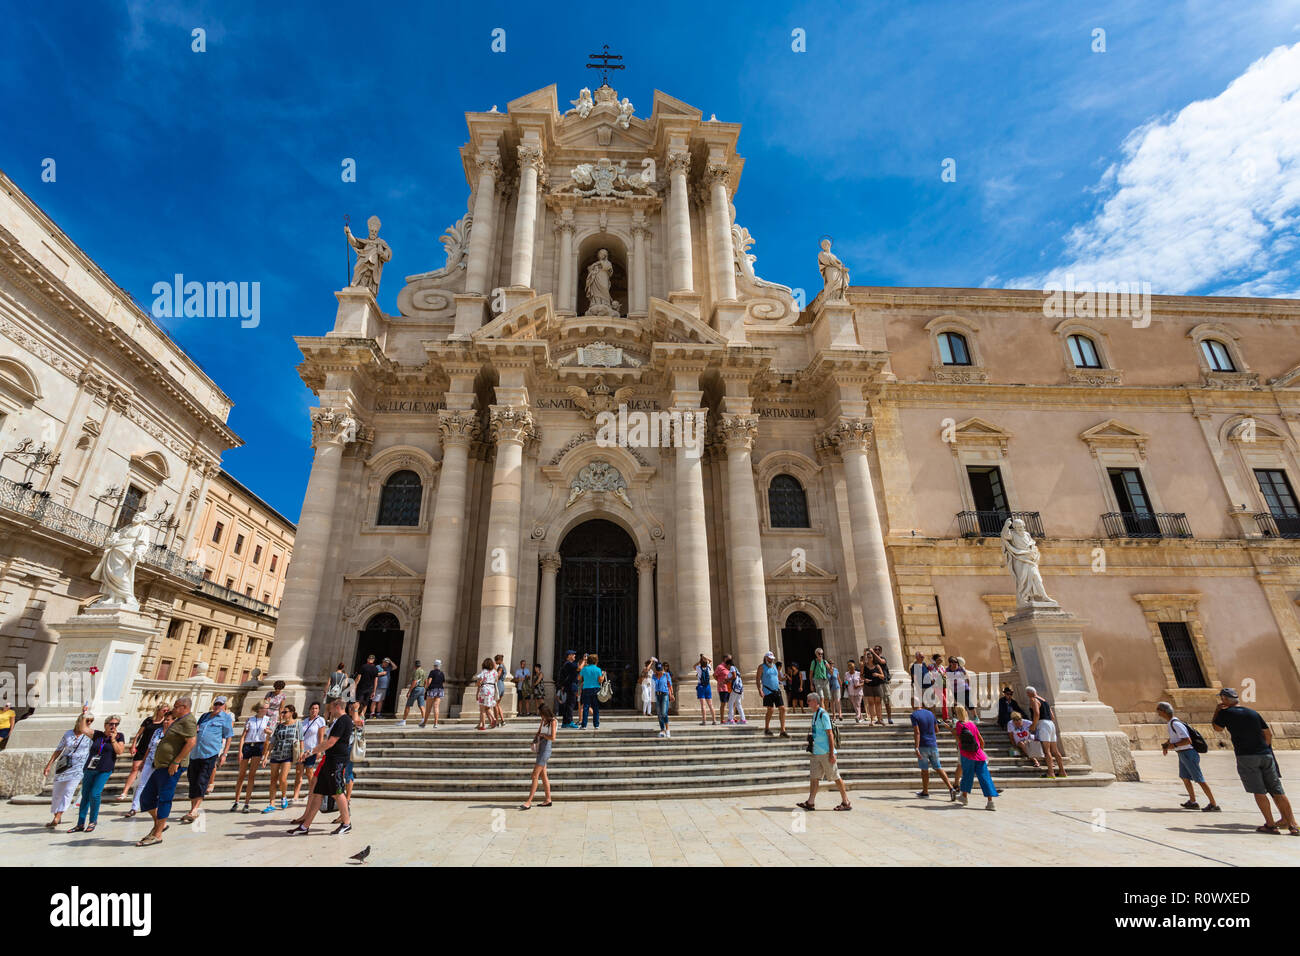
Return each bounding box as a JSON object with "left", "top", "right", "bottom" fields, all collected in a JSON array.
[
  {"left": 640, "top": 659, "right": 655, "bottom": 716},
  {"left": 44, "top": 714, "right": 93, "bottom": 828}
]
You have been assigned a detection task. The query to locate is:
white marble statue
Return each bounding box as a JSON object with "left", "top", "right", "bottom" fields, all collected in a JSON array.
[
  {"left": 616, "top": 97, "right": 634, "bottom": 128},
  {"left": 1000, "top": 517, "right": 1056, "bottom": 607},
  {"left": 584, "top": 249, "right": 620, "bottom": 316},
  {"left": 90, "top": 513, "right": 151, "bottom": 610},
  {"left": 818, "top": 238, "right": 850, "bottom": 302},
  {"left": 344, "top": 215, "right": 393, "bottom": 295},
  {"left": 569, "top": 87, "right": 594, "bottom": 118}
]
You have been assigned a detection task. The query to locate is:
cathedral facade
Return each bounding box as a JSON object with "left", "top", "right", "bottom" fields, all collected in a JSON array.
[{"left": 270, "top": 83, "right": 1300, "bottom": 740}]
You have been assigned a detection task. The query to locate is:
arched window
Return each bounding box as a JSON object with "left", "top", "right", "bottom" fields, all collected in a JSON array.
[
  {"left": 1067, "top": 333, "right": 1102, "bottom": 369},
  {"left": 1201, "top": 339, "right": 1236, "bottom": 372},
  {"left": 768, "top": 474, "right": 810, "bottom": 528},
  {"left": 376, "top": 470, "right": 422, "bottom": 526},
  {"left": 937, "top": 331, "right": 971, "bottom": 366}
]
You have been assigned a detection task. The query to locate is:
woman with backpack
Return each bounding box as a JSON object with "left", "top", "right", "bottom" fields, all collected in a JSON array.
[
  {"left": 952, "top": 704, "right": 997, "bottom": 810},
  {"left": 724, "top": 656, "right": 747, "bottom": 725},
  {"left": 520, "top": 703, "right": 558, "bottom": 810},
  {"left": 1026, "top": 685, "right": 1067, "bottom": 779},
  {"left": 696, "top": 654, "right": 717, "bottom": 725}
]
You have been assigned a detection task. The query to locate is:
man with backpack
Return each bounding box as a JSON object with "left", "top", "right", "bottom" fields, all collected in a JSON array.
[
  {"left": 796, "top": 691, "right": 851, "bottom": 811},
  {"left": 1157, "top": 701, "right": 1219, "bottom": 811},
  {"left": 288, "top": 697, "right": 353, "bottom": 836}
]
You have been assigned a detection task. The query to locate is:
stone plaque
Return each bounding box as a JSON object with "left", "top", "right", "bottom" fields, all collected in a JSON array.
[
  {"left": 1050, "top": 644, "right": 1087, "bottom": 693},
  {"left": 62, "top": 651, "right": 99, "bottom": 674},
  {"left": 101, "top": 649, "right": 135, "bottom": 703}
]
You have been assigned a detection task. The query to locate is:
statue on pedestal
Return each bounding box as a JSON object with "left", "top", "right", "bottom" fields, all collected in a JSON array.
[
  {"left": 818, "top": 238, "right": 850, "bottom": 302},
  {"left": 344, "top": 215, "right": 392, "bottom": 296},
  {"left": 90, "top": 513, "right": 151, "bottom": 610},
  {"left": 1000, "top": 517, "right": 1056, "bottom": 608}
]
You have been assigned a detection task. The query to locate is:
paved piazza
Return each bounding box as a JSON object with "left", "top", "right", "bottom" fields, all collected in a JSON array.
[{"left": 3, "top": 751, "right": 1295, "bottom": 867}]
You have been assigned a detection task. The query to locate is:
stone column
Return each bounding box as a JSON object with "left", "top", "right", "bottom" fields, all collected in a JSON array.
[
  {"left": 718, "top": 413, "right": 768, "bottom": 686},
  {"left": 266, "top": 410, "right": 354, "bottom": 705},
  {"left": 706, "top": 163, "right": 738, "bottom": 302},
  {"left": 462, "top": 406, "right": 535, "bottom": 718},
  {"left": 464, "top": 155, "right": 502, "bottom": 296},
  {"left": 631, "top": 222, "right": 650, "bottom": 314},
  {"left": 673, "top": 409, "right": 713, "bottom": 671},
  {"left": 667, "top": 151, "right": 694, "bottom": 293},
  {"left": 536, "top": 552, "right": 561, "bottom": 680},
  {"left": 829, "top": 419, "right": 904, "bottom": 676},
  {"left": 635, "top": 552, "right": 656, "bottom": 667},
  {"left": 415, "top": 410, "right": 478, "bottom": 669},
  {"left": 555, "top": 219, "right": 576, "bottom": 314},
  {"left": 510, "top": 145, "right": 544, "bottom": 289}
]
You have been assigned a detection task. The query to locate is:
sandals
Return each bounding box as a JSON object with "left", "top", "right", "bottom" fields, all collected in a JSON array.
[
  {"left": 1256, "top": 824, "right": 1280, "bottom": 834},
  {"left": 796, "top": 801, "right": 816, "bottom": 811},
  {"left": 1289, "top": 825, "right": 1300, "bottom": 836},
  {"left": 85, "top": 823, "right": 97, "bottom": 833},
  {"left": 540, "top": 801, "right": 553, "bottom": 807},
  {"left": 135, "top": 835, "right": 162, "bottom": 847},
  {"left": 833, "top": 803, "right": 852, "bottom": 811},
  {"left": 124, "top": 809, "right": 137, "bottom": 818},
  {"left": 179, "top": 814, "right": 196, "bottom": 825},
  {"left": 519, "top": 804, "right": 532, "bottom": 811}
]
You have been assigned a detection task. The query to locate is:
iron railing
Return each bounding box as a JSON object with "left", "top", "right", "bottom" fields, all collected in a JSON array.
[
  {"left": 1101, "top": 511, "right": 1192, "bottom": 539},
  {"left": 957, "top": 510, "right": 1044, "bottom": 538},
  {"left": 0, "top": 474, "right": 204, "bottom": 583},
  {"left": 195, "top": 579, "right": 279, "bottom": 619},
  {"left": 1254, "top": 512, "right": 1300, "bottom": 539}
]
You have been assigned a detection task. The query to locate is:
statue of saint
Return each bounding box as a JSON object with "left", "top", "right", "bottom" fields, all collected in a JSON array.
[
  {"left": 818, "top": 238, "right": 850, "bottom": 302},
  {"left": 569, "top": 87, "right": 594, "bottom": 118},
  {"left": 584, "top": 249, "right": 620, "bottom": 316},
  {"left": 345, "top": 215, "right": 392, "bottom": 295},
  {"left": 1000, "top": 517, "right": 1056, "bottom": 608},
  {"left": 90, "top": 513, "right": 152, "bottom": 610}
]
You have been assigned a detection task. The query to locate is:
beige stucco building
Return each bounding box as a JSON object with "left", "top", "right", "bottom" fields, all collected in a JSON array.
[{"left": 268, "top": 83, "right": 1300, "bottom": 741}]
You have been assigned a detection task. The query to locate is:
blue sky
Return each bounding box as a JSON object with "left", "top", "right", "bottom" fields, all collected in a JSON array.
[{"left": 3, "top": 0, "right": 1298, "bottom": 521}]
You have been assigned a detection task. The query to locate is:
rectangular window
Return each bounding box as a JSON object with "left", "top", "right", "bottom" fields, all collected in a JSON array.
[
  {"left": 197, "top": 626, "right": 213, "bottom": 645},
  {"left": 217, "top": 667, "right": 229, "bottom": 683},
  {"left": 212, "top": 521, "right": 224, "bottom": 544},
  {"left": 245, "top": 637, "right": 257, "bottom": 654},
  {"left": 189, "top": 663, "right": 200, "bottom": 678},
  {"left": 264, "top": 641, "right": 273, "bottom": 657},
  {"left": 234, "top": 533, "right": 245, "bottom": 555},
  {"left": 263, "top": 592, "right": 271, "bottom": 603},
  {"left": 117, "top": 485, "right": 146, "bottom": 529},
  {"left": 241, "top": 670, "right": 251, "bottom": 684},
  {"left": 202, "top": 568, "right": 213, "bottom": 581},
  {"left": 223, "top": 631, "right": 236, "bottom": 650},
  {"left": 269, "top": 554, "right": 278, "bottom": 573},
  {"left": 253, "top": 544, "right": 263, "bottom": 564},
  {"left": 225, "top": 577, "right": 235, "bottom": 590},
  {"left": 1108, "top": 467, "right": 1159, "bottom": 535},
  {"left": 1159, "top": 622, "right": 1207, "bottom": 688},
  {"left": 966, "top": 466, "right": 1009, "bottom": 534},
  {"left": 245, "top": 586, "right": 254, "bottom": 597},
  {"left": 166, "top": 618, "right": 184, "bottom": 640},
  {"left": 1256, "top": 468, "right": 1300, "bottom": 536},
  {"left": 156, "top": 659, "right": 173, "bottom": 681}
]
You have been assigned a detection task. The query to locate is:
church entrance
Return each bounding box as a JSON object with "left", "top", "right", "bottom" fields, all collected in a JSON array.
[
  {"left": 353, "top": 612, "right": 404, "bottom": 717},
  {"left": 556, "top": 519, "right": 638, "bottom": 709},
  {"left": 780, "top": 611, "right": 822, "bottom": 679}
]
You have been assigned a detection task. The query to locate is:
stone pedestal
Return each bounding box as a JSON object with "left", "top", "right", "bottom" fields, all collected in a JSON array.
[
  {"left": 6, "top": 605, "right": 157, "bottom": 750},
  {"left": 330, "top": 287, "right": 385, "bottom": 338},
  {"left": 811, "top": 300, "right": 859, "bottom": 349},
  {"left": 711, "top": 300, "right": 748, "bottom": 345},
  {"left": 452, "top": 293, "right": 488, "bottom": 338},
  {"left": 459, "top": 681, "right": 518, "bottom": 722},
  {"left": 500, "top": 287, "right": 536, "bottom": 312},
  {"left": 667, "top": 290, "right": 702, "bottom": 319},
  {"left": 1000, "top": 604, "right": 1137, "bottom": 780}
]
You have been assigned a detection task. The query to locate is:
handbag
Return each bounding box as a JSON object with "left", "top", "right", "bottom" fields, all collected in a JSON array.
[{"left": 596, "top": 674, "right": 613, "bottom": 703}]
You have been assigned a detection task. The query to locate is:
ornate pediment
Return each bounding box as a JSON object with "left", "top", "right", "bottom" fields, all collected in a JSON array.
[
  {"left": 1080, "top": 419, "right": 1149, "bottom": 459},
  {"left": 949, "top": 417, "right": 1011, "bottom": 455},
  {"left": 346, "top": 557, "right": 421, "bottom": 580},
  {"left": 768, "top": 555, "right": 836, "bottom": 580}
]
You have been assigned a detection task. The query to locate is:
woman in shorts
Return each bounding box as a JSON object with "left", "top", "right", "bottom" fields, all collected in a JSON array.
[
  {"left": 262, "top": 704, "right": 297, "bottom": 812},
  {"left": 232, "top": 701, "right": 269, "bottom": 812},
  {"left": 520, "top": 703, "right": 557, "bottom": 809}
]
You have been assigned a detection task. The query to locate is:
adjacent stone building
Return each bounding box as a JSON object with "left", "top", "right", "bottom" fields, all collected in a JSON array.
[{"left": 268, "top": 83, "right": 1300, "bottom": 742}]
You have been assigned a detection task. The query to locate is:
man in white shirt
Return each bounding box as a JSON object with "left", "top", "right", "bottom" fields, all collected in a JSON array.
[
  {"left": 1006, "top": 712, "right": 1043, "bottom": 769},
  {"left": 514, "top": 659, "right": 531, "bottom": 716},
  {"left": 1157, "top": 701, "right": 1219, "bottom": 811}
]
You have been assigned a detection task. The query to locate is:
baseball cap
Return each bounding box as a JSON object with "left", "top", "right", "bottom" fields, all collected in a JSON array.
[
  {"left": 213, "top": 696, "right": 227, "bottom": 705},
  {"left": 434, "top": 659, "right": 442, "bottom": 667},
  {"left": 764, "top": 651, "right": 775, "bottom": 660},
  {"left": 565, "top": 649, "right": 576, "bottom": 656}
]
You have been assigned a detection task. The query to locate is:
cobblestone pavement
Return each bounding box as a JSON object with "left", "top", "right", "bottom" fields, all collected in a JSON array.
[{"left": 3, "top": 752, "right": 1296, "bottom": 866}]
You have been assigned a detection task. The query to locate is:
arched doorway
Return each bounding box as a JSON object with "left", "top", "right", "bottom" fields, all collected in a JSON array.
[
  {"left": 556, "top": 519, "right": 637, "bottom": 708},
  {"left": 353, "top": 612, "right": 403, "bottom": 717},
  {"left": 780, "top": 610, "right": 822, "bottom": 679}
]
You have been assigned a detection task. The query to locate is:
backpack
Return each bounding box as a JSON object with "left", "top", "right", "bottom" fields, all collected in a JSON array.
[
  {"left": 698, "top": 665, "right": 711, "bottom": 687},
  {"left": 959, "top": 721, "right": 980, "bottom": 753},
  {"left": 1178, "top": 720, "right": 1209, "bottom": 754},
  {"left": 730, "top": 669, "right": 743, "bottom": 693},
  {"left": 806, "top": 708, "right": 840, "bottom": 753}
]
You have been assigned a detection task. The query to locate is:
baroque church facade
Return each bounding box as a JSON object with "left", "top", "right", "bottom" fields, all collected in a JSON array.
[{"left": 270, "top": 82, "right": 1300, "bottom": 739}]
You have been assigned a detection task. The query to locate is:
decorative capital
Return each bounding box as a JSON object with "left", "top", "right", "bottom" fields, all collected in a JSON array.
[
  {"left": 631, "top": 223, "right": 653, "bottom": 241},
  {"left": 718, "top": 412, "right": 759, "bottom": 450},
  {"left": 475, "top": 155, "right": 503, "bottom": 179},
  {"left": 556, "top": 219, "right": 576, "bottom": 237},
  {"left": 666, "top": 151, "right": 690, "bottom": 177},
  {"left": 489, "top": 405, "right": 536, "bottom": 445},
  {"left": 635, "top": 552, "right": 657, "bottom": 573},
  {"left": 310, "top": 408, "right": 361, "bottom": 448},
  {"left": 438, "top": 410, "right": 479, "bottom": 447},
  {"left": 704, "top": 162, "right": 731, "bottom": 191},
  {"left": 821, "top": 418, "right": 873, "bottom": 453},
  {"left": 517, "top": 144, "right": 545, "bottom": 172},
  {"left": 540, "top": 551, "right": 563, "bottom": 574}
]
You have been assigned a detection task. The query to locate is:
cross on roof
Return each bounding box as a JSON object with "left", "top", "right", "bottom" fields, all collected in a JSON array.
[{"left": 586, "top": 44, "right": 624, "bottom": 86}]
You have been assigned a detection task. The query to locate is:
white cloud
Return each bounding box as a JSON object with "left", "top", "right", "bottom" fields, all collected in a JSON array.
[{"left": 1011, "top": 42, "right": 1300, "bottom": 298}]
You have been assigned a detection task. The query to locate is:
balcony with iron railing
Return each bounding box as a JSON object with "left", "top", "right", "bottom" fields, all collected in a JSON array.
[
  {"left": 0, "top": 473, "right": 205, "bottom": 583},
  {"left": 1254, "top": 512, "right": 1300, "bottom": 539},
  {"left": 195, "top": 578, "right": 279, "bottom": 618},
  {"left": 1101, "top": 511, "right": 1193, "bottom": 539},
  {"left": 957, "top": 510, "right": 1044, "bottom": 538}
]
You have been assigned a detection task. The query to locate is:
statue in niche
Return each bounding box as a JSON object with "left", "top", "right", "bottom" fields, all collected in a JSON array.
[
  {"left": 818, "top": 238, "right": 850, "bottom": 302},
  {"left": 1000, "top": 517, "right": 1057, "bottom": 608},
  {"left": 345, "top": 215, "right": 392, "bottom": 295},
  {"left": 584, "top": 249, "right": 621, "bottom": 316}
]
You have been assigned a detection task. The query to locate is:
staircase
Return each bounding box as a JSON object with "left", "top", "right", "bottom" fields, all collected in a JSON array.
[{"left": 16, "top": 712, "right": 1115, "bottom": 805}]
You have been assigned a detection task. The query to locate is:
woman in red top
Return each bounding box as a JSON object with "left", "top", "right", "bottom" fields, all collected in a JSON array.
[{"left": 952, "top": 705, "right": 997, "bottom": 810}]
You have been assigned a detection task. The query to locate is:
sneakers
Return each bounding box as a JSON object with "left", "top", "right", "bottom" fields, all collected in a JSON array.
[
  {"left": 331, "top": 822, "right": 352, "bottom": 835},
  {"left": 287, "top": 825, "right": 309, "bottom": 835},
  {"left": 395, "top": 720, "right": 406, "bottom": 727},
  {"left": 1181, "top": 800, "right": 1200, "bottom": 809},
  {"left": 1202, "top": 804, "right": 1222, "bottom": 812},
  {"left": 959, "top": 792, "right": 969, "bottom": 806},
  {"left": 779, "top": 731, "right": 790, "bottom": 739},
  {"left": 241, "top": 802, "right": 251, "bottom": 813},
  {"left": 261, "top": 805, "right": 276, "bottom": 814},
  {"left": 230, "top": 801, "right": 240, "bottom": 812},
  {"left": 657, "top": 731, "right": 666, "bottom": 738},
  {"left": 916, "top": 791, "right": 930, "bottom": 798},
  {"left": 949, "top": 788, "right": 959, "bottom": 802},
  {"left": 764, "top": 730, "right": 774, "bottom": 737},
  {"left": 665, "top": 729, "right": 671, "bottom": 738}
]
